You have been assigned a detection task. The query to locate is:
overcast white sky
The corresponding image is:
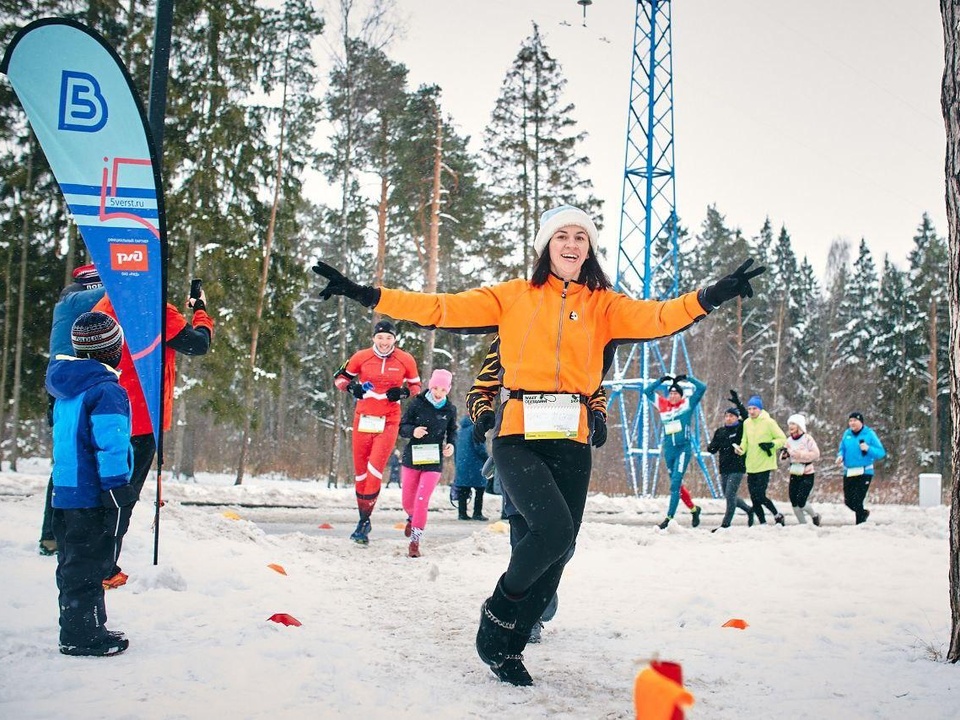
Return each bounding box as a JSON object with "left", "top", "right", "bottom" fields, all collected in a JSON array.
[{"left": 381, "top": 0, "right": 945, "bottom": 279}]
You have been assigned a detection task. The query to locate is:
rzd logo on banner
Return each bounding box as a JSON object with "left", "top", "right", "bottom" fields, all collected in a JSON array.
[{"left": 111, "top": 243, "right": 149, "bottom": 272}]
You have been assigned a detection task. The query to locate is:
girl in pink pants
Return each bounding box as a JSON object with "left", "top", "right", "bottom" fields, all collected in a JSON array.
[{"left": 398, "top": 369, "right": 458, "bottom": 557}]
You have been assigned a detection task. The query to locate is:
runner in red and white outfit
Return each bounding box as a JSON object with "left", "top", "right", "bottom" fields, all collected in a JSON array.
[{"left": 334, "top": 320, "right": 421, "bottom": 543}]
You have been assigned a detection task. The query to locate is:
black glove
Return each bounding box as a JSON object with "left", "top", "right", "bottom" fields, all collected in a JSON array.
[
  {"left": 591, "top": 411, "right": 607, "bottom": 448},
  {"left": 386, "top": 386, "right": 410, "bottom": 402},
  {"left": 859, "top": 440, "right": 869, "bottom": 455},
  {"left": 658, "top": 375, "right": 673, "bottom": 384},
  {"left": 779, "top": 448, "right": 790, "bottom": 461},
  {"left": 698, "top": 259, "right": 766, "bottom": 311},
  {"left": 473, "top": 411, "right": 495, "bottom": 443},
  {"left": 346, "top": 380, "right": 365, "bottom": 400},
  {"left": 759, "top": 441, "right": 774, "bottom": 456},
  {"left": 312, "top": 261, "right": 381, "bottom": 308},
  {"left": 101, "top": 484, "right": 138, "bottom": 508},
  {"left": 728, "top": 389, "right": 741, "bottom": 405},
  {"left": 673, "top": 374, "right": 687, "bottom": 383}
]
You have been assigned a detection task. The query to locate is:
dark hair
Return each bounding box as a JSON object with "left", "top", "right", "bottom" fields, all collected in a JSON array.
[{"left": 530, "top": 247, "right": 612, "bottom": 291}]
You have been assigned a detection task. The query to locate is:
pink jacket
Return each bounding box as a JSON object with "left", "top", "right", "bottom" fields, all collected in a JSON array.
[{"left": 783, "top": 432, "right": 820, "bottom": 476}]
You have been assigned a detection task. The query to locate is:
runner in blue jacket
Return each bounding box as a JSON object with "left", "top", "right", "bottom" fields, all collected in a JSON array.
[
  {"left": 835, "top": 411, "right": 886, "bottom": 524},
  {"left": 643, "top": 374, "right": 706, "bottom": 529}
]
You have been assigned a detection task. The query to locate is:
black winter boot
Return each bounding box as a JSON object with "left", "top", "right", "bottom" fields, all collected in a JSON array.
[
  {"left": 457, "top": 491, "right": 470, "bottom": 520},
  {"left": 492, "top": 630, "right": 534, "bottom": 686},
  {"left": 472, "top": 488, "right": 488, "bottom": 521},
  {"left": 476, "top": 576, "right": 520, "bottom": 669}
]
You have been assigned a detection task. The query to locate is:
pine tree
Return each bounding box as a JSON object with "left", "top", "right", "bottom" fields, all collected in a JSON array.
[
  {"left": 873, "top": 256, "right": 918, "bottom": 472},
  {"left": 481, "top": 22, "right": 601, "bottom": 280},
  {"left": 906, "top": 213, "right": 950, "bottom": 466},
  {"left": 830, "top": 238, "right": 880, "bottom": 414}
]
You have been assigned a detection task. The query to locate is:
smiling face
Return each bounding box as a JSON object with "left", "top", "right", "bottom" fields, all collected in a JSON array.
[
  {"left": 548, "top": 225, "right": 591, "bottom": 281},
  {"left": 373, "top": 332, "right": 395, "bottom": 354},
  {"left": 848, "top": 417, "right": 864, "bottom": 432},
  {"left": 788, "top": 422, "right": 800, "bottom": 435},
  {"left": 667, "top": 388, "right": 683, "bottom": 403},
  {"left": 429, "top": 385, "right": 450, "bottom": 400}
]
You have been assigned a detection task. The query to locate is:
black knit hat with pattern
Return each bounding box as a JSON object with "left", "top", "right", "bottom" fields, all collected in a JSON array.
[{"left": 71, "top": 312, "right": 124, "bottom": 367}]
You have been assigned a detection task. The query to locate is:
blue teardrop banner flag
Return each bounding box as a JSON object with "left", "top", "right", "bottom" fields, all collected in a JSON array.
[{"left": 1, "top": 18, "right": 167, "bottom": 445}]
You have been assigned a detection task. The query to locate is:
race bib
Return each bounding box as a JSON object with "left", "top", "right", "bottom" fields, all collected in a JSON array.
[
  {"left": 846, "top": 466, "right": 865, "bottom": 477},
  {"left": 357, "top": 414, "right": 386, "bottom": 434},
  {"left": 522, "top": 394, "right": 581, "bottom": 440},
  {"left": 663, "top": 420, "right": 683, "bottom": 435},
  {"left": 789, "top": 462, "right": 806, "bottom": 475},
  {"left": 411, "top": 443, "right": 441, "bottom": 465}
]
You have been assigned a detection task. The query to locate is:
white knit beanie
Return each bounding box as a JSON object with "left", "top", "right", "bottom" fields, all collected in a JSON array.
[
  {"left": 787, "top": 413, "right": 807, "bottom": 434},
  {"left": 533, "top": 205, "right": 599, "bottom": 257}
]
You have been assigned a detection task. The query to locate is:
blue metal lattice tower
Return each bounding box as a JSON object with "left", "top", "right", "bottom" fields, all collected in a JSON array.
[{"left": 605, "top": 0, "right": 718, "bottom": 498}]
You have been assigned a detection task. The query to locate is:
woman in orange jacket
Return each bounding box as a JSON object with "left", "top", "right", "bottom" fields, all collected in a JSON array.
[{"left": 314, "top": 205, "right": 763, "bottom": 686}]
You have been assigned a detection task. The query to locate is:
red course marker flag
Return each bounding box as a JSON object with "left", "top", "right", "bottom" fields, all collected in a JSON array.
[{"left": 267, "top": 613, "right": 301, "bottom": 627}]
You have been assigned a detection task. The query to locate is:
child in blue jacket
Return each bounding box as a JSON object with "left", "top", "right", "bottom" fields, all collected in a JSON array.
[{"left": 46, "top": 312, "right": 134, "bottom": 656}]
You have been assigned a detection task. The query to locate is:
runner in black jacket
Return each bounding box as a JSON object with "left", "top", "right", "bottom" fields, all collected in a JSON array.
[{"left": 705, "top": 390, "right": 754, "bottom": 529}]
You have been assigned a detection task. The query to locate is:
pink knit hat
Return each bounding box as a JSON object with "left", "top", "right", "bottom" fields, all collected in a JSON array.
[{"left": 429, "top": 369, "right": 453, "bottom": 391}]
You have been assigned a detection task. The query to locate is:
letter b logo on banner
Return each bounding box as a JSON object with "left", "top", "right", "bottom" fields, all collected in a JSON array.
[{"left": 58, "top": 69, "right": 107, "bottom": 132}]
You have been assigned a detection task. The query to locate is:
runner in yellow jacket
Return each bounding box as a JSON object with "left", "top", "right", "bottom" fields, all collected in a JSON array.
[{"left": 313, "top": 205, "right": 764, "bottom": 686}]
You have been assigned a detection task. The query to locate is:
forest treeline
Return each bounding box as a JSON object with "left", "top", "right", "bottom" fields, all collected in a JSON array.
[{"left": 0, "top": 1, "right": 946, "bottom": 496}]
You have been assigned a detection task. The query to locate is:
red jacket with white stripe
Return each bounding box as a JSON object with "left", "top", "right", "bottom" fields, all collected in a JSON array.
[{"left": 335, "top": 347, "right": 421, "bottom": 422}]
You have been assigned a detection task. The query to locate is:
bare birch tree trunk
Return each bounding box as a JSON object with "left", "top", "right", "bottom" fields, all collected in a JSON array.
[
  {"left": 939, "top": 0, "right": 960, "bottom": 662},
  {"left": 172, "top": 224, "right": 197, "bottom": 480},
  {"left": 8, "top": 141, "right": 35, "bottom": 472},
  {"left": 421, "top": 102, "right": 443, "bottom": 375},
  {"left": 236, "top": 45, "right": 290, "bottom": 485}
]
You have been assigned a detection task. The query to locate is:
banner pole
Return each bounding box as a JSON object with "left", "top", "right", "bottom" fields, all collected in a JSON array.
[{"left": 148, "top": 0, "right": 174, "bottom": 565}]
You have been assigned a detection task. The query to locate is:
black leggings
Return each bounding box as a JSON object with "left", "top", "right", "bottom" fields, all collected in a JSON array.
[
  {"left": 747, "top": 471, "right": 779, "bottom": 523},
  {"left": 789, "top": 474, "right": 815, "bottom": 507},
  {"left": 492, "top": 436, "right": 591, "bottom": 632}
]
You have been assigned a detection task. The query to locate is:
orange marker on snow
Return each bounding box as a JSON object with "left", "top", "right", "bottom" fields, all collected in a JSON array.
[
  {"left": 267, "top": 564, "right": 287, "bottom": 575},
  {"left": 318, "top": 523, "right": 333, "bottom": 529},
  {"left": 722, "top": 618, "right": 749, "bottom": 629}
]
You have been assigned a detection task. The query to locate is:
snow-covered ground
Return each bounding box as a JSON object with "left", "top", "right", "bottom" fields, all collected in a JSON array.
[{"left": 0, "top": 458, "right": 955, "bottom": 719}]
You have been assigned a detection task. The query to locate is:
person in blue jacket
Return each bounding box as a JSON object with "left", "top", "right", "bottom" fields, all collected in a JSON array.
[
  {"left": 454, "top": 416, "right": 489, "bottom": 520},
  {"left": 835, "top": 411, "right": 886, "bottom": 524},
  {"left": 643, "top": 373, "right": 707, "bottom": 529},
  {"left": 38, "top": 264, "right": 107, "bottom": 556},
  {"left": 47, "top": 312, "right": 135, "bottom": 657}
]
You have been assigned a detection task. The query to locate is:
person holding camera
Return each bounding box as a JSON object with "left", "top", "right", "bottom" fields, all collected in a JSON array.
[
  {"left": 835, "top": 411, "right": 886, "bottom": 524},
  {"left": 92, "top": 281, "right": 214, "bottom": 588},
  {"left": 333, "top": 320, "right": 421, "bottom": 544}
]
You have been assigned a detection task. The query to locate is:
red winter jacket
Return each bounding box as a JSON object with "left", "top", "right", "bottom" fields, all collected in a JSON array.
[
  {"left": 94, "top": 296, "right": 214, "bottom": 436},
  {"left": 335, "top": 347, "right": 421, "bottom": 423}
]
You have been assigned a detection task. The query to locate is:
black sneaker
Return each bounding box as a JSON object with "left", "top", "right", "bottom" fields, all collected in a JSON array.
[
  {"left": 812, "top": 514, "right": 822, "bottom": 527},
  {"left": 60, "top": 631, "right": 129, "bottom": 657},
  {"left": 658, "top": 516, "right": 672, "bottom": 530},
  {"left": 747, "top": 509, "right": 755, "bottom": 527},
  {"left": 492, "top": 655, "right": 533, "bottom": 686},
  {"left": 774, "top": 513, "right": 785, "bottom": 526},
  {"left": 690, "top": 506, "right": 701, "bottom": 528}
]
